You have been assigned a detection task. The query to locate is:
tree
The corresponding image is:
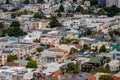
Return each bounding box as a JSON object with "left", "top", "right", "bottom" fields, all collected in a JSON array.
[
  {"left": 59, "top": 5, "right": 64, "bottom": 12},
  {"left": 85, "top": 28, "right": 92, "bottom": 35},
  {"left": 98, "top": 8, "right": 106, "bottom": 15},
  {"left": 26, "top": 56, "right": 32, "bottom": 61},
  {"left": 7, "top": 21, "right": 27, "bottom": 37},
  {"left": 73, "top": 0, "right": 77, "bottom": 3},
  {"left": 18, "top": 10, "right": 28, "bottom": 16},
  {"left": 7, "top": 26, "right": 27, "bottom": 37},
  {"left": 105, "top": 5, "right": 120, "bottom": 17},
  {"left": 49, "top": 16, "right": 62, "bottom": 28},
  {"left": 75, "top": 60, "right": 81, "bottom": 74},
  {"left": 66, "top": 62, "right": 76, "bottom": 73},
  {"left": 57, "top": 12, "right": 62, "bottom": 17},
  {"left": 60, "top": 65, "right": 66, "bottom": 74},
  {"left": 5, "top": 0, "right": 10, "bottom": 4},
  {"left": 89, "top": 0, "right": 98, "bottom": 5},
  {"left": 105, "top": 64, "right": 110, "bottom": 71},
  {"left": 10, "top": 21, "right": 20, "bottom": 27},
  {"left": 33, "top": 38, "right": 40, "bottom": 43},
  {"left": 36, "top": 47, "right": 43, "bottom": 52},
  {"left": 24, "top": 0, "right": 30, "bottom": 4},
  {"left": 33, "top": 13, "right": 45, "bottom": 19},
  {"left": 83, "top": 44, "right": 90, "bottom": 50},
  {"left": 37, "top": 0, "right": 44, "bottom": 3},
  {"left": 0, "top": 23, "right": 5, "bottom": 29},
  {"left": 97, "top": 66, "right": 110, "bottom": 73},
  {"left": 75, "top": 6, "right": 83, "bottom": 12},
  {"left": 70, "top": 47, "right": 78, "bottom": 55},
  {"left": 106, "top": 58, "right": 111, "bottom": 63},
  {"left": 26, "top": 60, "right": 37, "bottom": 68},
  {"left": 7, "top": 55, "right": 17, "bottom": 62},
  {"left": 99, "top": 75, "right": 114, "bottom": 80},
  {"left": 99, "top": 45, "right": 106, "bottom": 53}
]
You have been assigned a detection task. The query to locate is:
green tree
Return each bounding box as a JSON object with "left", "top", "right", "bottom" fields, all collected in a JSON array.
[
  {"left": 106, "top": 58, "right": 111, "bottom": 63},
  {"left": 75, "top": 6, "right": 83, "bottom": 12},
  {"left": 7, "top": 21, "right": 27, "bottom": 37},
  {"left": 60, "top": 65, "right": 66, "bottom": 74},
  {"left": 75, "top": 60, "right": 81, "bottom": 74},
  {"left": 26, "top": 56, "right": 32, "bottom": 61},
  {"left": 33, "top": 12, "right": 45, "bottom": 19},
  {"left": 37, "top": 0, "right": 44, "bottom": 3},
  {"left": 7, "top": 55, "right": 17, "bottom": 62},
  {"left": 5, "top": 0, "right": 10, "bottom": 4},
  {"left": 7, "top": 27, "right": 27, "bottom": 37},
  {"left": 105, "top": 5, "right": 120, "bottom": 17},
  {"left": 99, "top": 75, "right": 114, "bottom": 80},
  {"left": 60, "top": 38, "right": 75, "bottom": 44},
  {"left": 0, "top": 23, "right": 5, "bottom": 29},
  {"left": 105, "top": 64, "right": 110, "bottom": 72},
  {"left": 49, "top": 16, "right": 62, "bottom": 28},
  {"left": 67, "top": 62, "right": 76, "bottom": 73},
  {"left": 36, "top": 47, "right": 43, "bottom": 52},
  {"left": 10, "top": 21, "right": 20, "bottom": 27},
  {"left": 99, "top": 45, "right": 106, "bottom": 53},
  {"left": 11, "top": 13, "right": 18, "bottom": 18},
  {"left": 24, "top": 0, "right": 30, "bottom": 4},
  {"left": 85, "top": 28, "right": 92, "bottom": 35},
  {"left": 59, "top": 5, "right": 64, "bottom": 12},
  {"left": 33, "top": 38, "right": 40, "bottom": 43},
  {"left": 26, "top": 60, "right": 37, "bottom": 68},
  {"left": 83, "top": 44, "right": 90, "bottom": 50},
  {"left": 70, "top": 47, "right": 78, "bottom": 54},
  {"left": 18, "top": 10, "right": 28, "bottom": 16},
  {"left": 98, "top": 8, "right": 106, "bottom": 15},
  {"left": 97, "top": 66, "right": 110, "bottom": 73}
]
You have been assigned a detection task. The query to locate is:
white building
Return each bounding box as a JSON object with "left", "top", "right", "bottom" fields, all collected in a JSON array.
[
  {"left": 109, "top": 60, "right": 120, "bottom": 71},
  {"left": 106, "top": 0, "right": 120, "bottom": 8}
]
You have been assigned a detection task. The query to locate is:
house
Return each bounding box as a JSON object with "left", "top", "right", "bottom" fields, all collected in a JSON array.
[
  {"left": 81, "top": 57, "right": 105, "bottom": 72},
  {"left": 32, "top": 20, "right": 49, "bottom": 30},
  {"left": 81, "top": 62, "right": 95, "bottom": 72},
  {"left": 13, "top": 60, "right": 28, "bottom": 66},
  {"left": 41, "top": 3, "right": 50, "bottom": 10},
  {"left": 0, "top": 11, "right": 11, "bottom": 19},
  {"left": 21, "top": 31, "right": 42, "bottom": 43},
  {"left": 0, "top": 53, "right": 8, "bottom": 65},
  {"left": 0, "top": 66, "right": 36, "bottom": 80},
  {"left": 24, "top": 4, "right": 39, "bottom": 13},
  {"left": 58, "top": 44, "right": 77, "bottom": 53},
  {"left": 40, "top": 34, "right": 62, "bottom": 47},
  {"left": 109, "top": 60, "right": 120, "bottom": 71},
  {"left": 38, "top": 62, "right": 64, "bottom": 80},
  {"left": 41, "top": 49, "right": 68, "bottom": 63},
  {"left": 113, "top": 49, "right": 120, "bottom": 60},
  {"left": 91, "top": 41, "right": 110, "bottom": 50},
  {"left": 4, "top": 43, "right": 39, "bottom": 59},
  {"left": 87, "top": 76, "right": 96, "bottom": 80},
  {"left": 78, "top": 37, "right": 95, "bottom": 46},
  {"left": 62, "top": 73, "right": 92, "bottom": 80}
]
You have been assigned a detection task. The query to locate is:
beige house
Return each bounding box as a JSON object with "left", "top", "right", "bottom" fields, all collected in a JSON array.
[
  {"left": 40, "top": 35, "right": 61, "bottom": 47},
  {"left": 91, "top": 41, "right": 110, "bottom": 50},
  {"left": 32, "top": 20, "right": 49, "bottom": 30},
  {"left": 0, "top": 53, "right": 8, "bottom": 65},
  {"left": 0, "top": 11, "right": 11, "bottom": 19}
]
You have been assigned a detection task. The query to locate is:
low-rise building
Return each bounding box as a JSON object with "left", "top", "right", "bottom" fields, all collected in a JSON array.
[{"left": 109, "top": 60, "right": 120, "bottom": 71}]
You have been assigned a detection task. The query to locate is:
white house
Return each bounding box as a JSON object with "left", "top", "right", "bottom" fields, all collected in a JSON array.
[{"left": 109, "top": 60, "right": 120, "bottom": 71}]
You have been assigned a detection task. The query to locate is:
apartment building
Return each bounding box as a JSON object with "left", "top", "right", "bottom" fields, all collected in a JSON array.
[
  {"left": 106, "top": 0, "right": 120, "bottom": 8},
  {"left": 40, "top": 35, "right": 61, "bottom": 47}
]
